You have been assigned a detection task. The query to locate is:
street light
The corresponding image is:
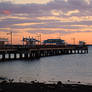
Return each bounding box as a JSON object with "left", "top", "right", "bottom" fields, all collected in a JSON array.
[
  {"left": 36, "top": 33, "right": 41, "bottom": 45},
  {"left": 7, "top": 32, "right": 13, "bottom": 45},
  {"left": 72, "top": 38, "right": 75, "bottom": 45}
]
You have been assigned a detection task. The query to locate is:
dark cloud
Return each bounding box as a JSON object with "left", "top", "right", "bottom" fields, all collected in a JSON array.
[
  {"left": 0, "top": 0, "right": 92, "bottom": 34},
  {"left": 0, "top": 0, "right": 92, "bottom": 16}
]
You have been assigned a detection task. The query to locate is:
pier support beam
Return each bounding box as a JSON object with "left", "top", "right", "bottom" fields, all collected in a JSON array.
[
  {"left": 24, "top": 53, "right": 28, "bottom": 59},
  {"left": 20, "top": 53, "right": 23, "bottom": 59},
  {"left": 2, "top": 53, "right": 5, "bottom": 61},
  {"left": 13, "top": 53, "right": 16, "bottom": 59}
]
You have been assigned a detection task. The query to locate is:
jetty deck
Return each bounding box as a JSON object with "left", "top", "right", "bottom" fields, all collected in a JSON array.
[{"left": 0, "top": 45, "right": 88, "bottom": 61}]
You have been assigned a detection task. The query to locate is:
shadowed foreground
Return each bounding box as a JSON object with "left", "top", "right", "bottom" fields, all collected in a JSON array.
[{"left": 0, "top": 80, "right": 92, "bottom": 92}]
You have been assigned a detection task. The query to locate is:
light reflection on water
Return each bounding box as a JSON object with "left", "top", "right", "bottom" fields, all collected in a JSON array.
[{"left": 0, "top": 46, "right": 92, "bottom": 83}]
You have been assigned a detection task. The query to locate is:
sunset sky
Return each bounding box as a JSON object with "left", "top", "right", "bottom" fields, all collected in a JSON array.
[{"left": 0, "top": 0, "right": 92, "bottom": 44}]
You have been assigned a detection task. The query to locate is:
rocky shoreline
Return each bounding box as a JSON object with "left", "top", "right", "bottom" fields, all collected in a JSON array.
[{"left": 0, "top": 80, "right": 92, "bottom": 92}]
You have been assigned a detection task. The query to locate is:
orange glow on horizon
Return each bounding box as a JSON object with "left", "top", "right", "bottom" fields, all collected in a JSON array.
[{"left": 0, "top": 31, "right": 92, "bottom": 45}]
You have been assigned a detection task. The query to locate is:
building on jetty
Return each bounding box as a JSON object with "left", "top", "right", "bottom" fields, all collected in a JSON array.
[
  {"left": 79, "top": 41, "right": 86, "bottom": 46},
  {"left": 43, "top": 39, "right": 65, "bottom": 45},
  {"left": 22, "top": 37, "right": 40, "bottom": 45},
  {"left": 0, "top": 38, "right": 8, "bottom": 45},
  {"left": 0, "top": 38, "right": 88, "bottom": 61}
]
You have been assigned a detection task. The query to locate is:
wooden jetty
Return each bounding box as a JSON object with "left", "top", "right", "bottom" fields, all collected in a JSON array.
[{"left": 0, "top": 45, "right": 88, "bottom": 61}]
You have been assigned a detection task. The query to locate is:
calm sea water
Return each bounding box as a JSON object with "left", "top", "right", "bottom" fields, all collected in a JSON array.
[{"left": 0, "top": 46, "right": 92, "bottom": 83}]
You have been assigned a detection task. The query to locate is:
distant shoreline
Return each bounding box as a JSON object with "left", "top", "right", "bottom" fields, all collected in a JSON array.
[{"left": 87, "top": 45, "right": 92, "bottom": 46}]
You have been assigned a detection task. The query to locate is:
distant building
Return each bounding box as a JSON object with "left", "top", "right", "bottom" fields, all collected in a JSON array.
[
  {"left": 43, "top": 39, "right": 65, "bottom": 45},
  {"left": 22, "top": 37, "right": 40, "bottom": 45},
  {"left": 0, "top": 38, "right": 8, "bottom": 45},
  {"left": 79, "top": 41, "right": 86, "bottom": 45}
]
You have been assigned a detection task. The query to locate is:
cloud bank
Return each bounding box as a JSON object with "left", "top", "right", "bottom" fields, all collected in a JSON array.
[{"left": 0, "top": 0, "right": 92, "bottom": 38}]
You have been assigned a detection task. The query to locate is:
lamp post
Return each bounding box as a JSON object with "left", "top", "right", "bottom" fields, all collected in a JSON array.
[
  {"left": 72, "top": 38, "right": 75, "bottom": 45},
  {"left": 36, "top": 33, "right": 41, "bottom": 45},
  {"left": 39, "top": 34, "right": 41, "bottom": 45},
  {"left": 7, "top": 32, "right": 13, "bottom": 45},
  {"left": 11, "top": 32, "right": 13, "bottom": 45}
]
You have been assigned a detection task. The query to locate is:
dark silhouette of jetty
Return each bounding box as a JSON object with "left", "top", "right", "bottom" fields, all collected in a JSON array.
[{"left": 0, "top": 45, "right": 88, "bottom": 61}]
